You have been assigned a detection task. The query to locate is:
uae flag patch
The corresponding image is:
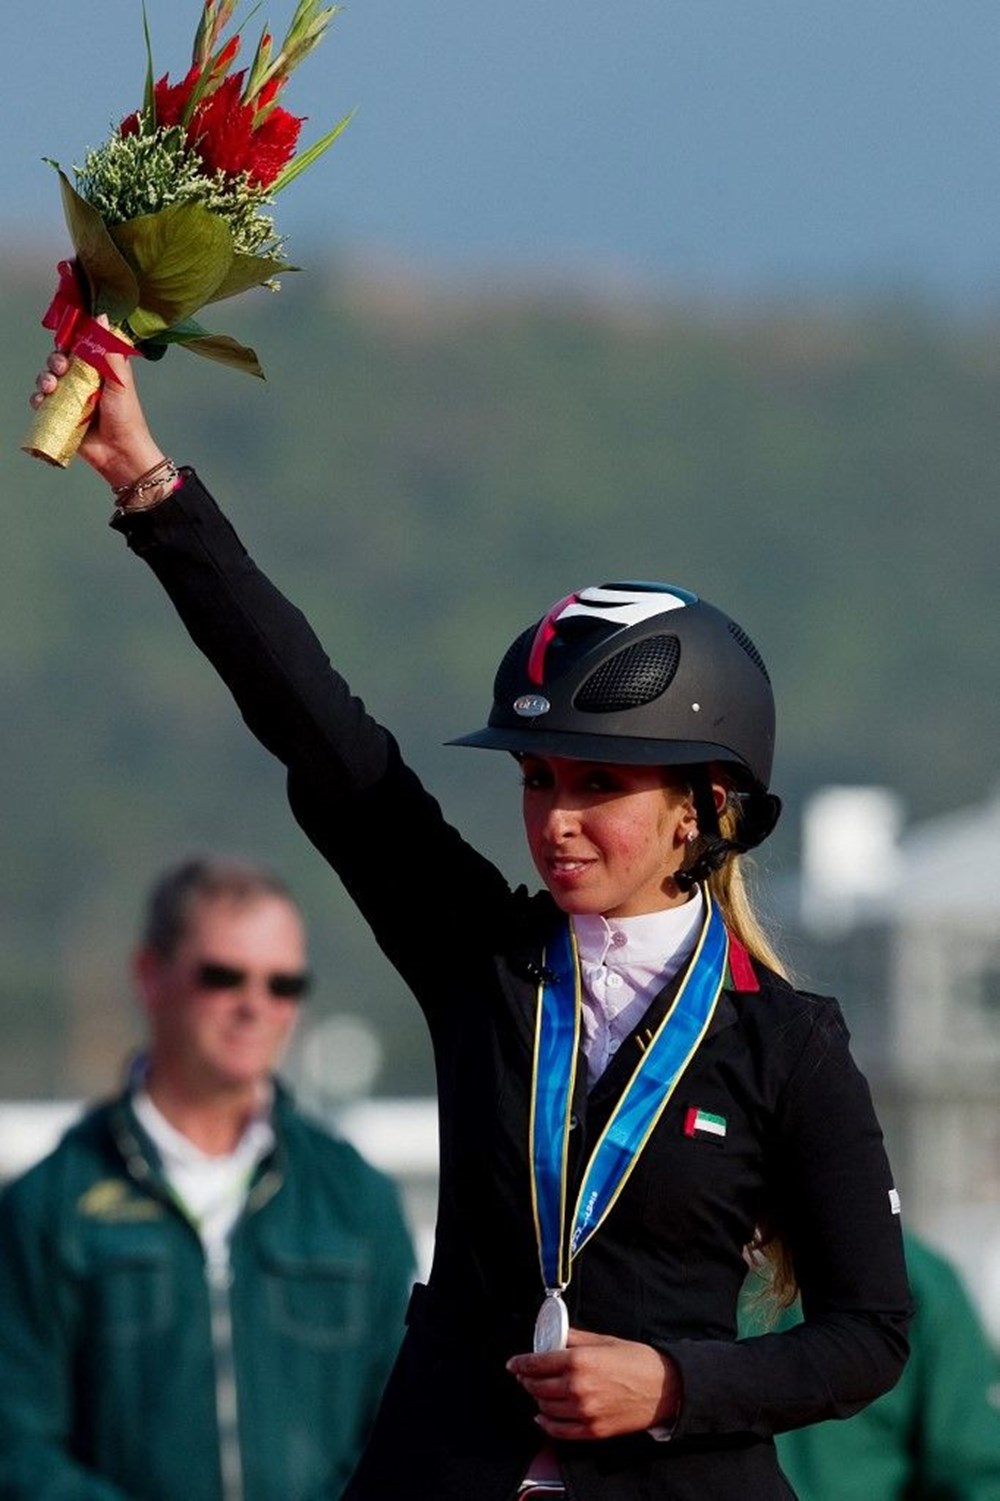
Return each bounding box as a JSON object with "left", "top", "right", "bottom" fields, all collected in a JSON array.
[{"left": 684, "top": 1107, "right": 727, "bottom": 1140}]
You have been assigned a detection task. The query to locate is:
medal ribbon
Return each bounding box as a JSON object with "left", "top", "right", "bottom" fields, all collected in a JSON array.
[{"left": 529, "top": 891, "right": 728, "bottom": 1292}]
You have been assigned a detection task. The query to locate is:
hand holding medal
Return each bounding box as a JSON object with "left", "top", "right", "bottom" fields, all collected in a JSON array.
[{"left": 508, "top": 1330, "right": 680, "bottom": 1442}]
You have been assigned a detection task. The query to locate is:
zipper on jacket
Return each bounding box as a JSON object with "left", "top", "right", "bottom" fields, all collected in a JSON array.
[
  {"left": 114, "top": 1099, "right": 286, "bottom": 1501},
  {"left": 207, "top": 1249, "right": 244, "bottom": 1501},
  {"left": 118, "top": 1122, "right": 244, "bottom": 1501}
]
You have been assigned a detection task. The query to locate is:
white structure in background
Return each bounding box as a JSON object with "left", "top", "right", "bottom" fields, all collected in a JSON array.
[
  {"left": 801, "top": 784, "right": 1000, "bottom": 1344},
  {"left": 889, "top": 793, "right": 1000, "bottom": 1080},
  {"left": 0, "top": 1101, "right": 84, "bottom": 1183},
  {"left": 800, "top": 785, "right": 904, "bottom": 936}
]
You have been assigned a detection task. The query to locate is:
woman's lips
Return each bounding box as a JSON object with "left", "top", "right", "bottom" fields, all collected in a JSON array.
[{"left": 545, "top": 854, "right": 595, "bottom": 882}]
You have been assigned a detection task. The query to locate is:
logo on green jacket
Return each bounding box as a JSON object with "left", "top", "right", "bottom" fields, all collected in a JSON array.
[{"left": 77, "top": 1180, "right": 165, "bottom": 1222}]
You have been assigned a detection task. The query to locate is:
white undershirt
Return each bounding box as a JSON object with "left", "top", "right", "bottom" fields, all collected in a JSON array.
[
  {"left": 573, "top": 888, "right": 704, "bottom": 1085},
  {"left": 132, "top": 1089, "right": 275, "bottom": 1271}
]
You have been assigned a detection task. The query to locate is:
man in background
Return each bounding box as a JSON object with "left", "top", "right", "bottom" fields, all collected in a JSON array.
[{"left": 0, "top": 856, "right": 415, "bottom": 1501}]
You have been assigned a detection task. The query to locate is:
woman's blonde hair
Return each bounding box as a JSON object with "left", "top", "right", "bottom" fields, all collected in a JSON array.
[
  {"left": 707, "top": 795, "right": 789, "bottom": 979},
  {"left": 708, "top": 794, "right": 799, "bottom": 1311}
]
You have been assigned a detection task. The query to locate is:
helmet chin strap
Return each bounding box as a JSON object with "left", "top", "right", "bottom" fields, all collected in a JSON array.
[
  {"left": 674, "top": 773, "right": 728, "bottom": 892},
  {"left": 674, "top": 773, "right": 782, "bottom": 892}
]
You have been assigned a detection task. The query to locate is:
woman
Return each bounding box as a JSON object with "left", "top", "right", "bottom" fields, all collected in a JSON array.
[{"left": 32, "top": 349, "right": 911, "bottom": 1501}]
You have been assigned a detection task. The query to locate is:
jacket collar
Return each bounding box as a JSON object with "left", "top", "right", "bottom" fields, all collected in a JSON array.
[{"left": 108, "top": 1079, "right": 290, "bottom": 1212}]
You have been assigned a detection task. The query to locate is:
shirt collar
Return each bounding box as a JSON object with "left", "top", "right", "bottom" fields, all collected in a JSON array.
[
  {"left": 572, "top": 887, "right": 704, "bottom": 972},
  {"left": 132, "top": 1084, "right": 275, "bottom": 1169}
]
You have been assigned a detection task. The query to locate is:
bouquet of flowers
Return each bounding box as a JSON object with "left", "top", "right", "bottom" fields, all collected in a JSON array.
[{"left": 24, "top": 0, "right": 350, "bottom": 467}]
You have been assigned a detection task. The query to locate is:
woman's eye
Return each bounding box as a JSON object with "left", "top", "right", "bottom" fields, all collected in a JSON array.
[
  {"left": 520, "top": 767, "right": 550, "bottom": 791},
  {"left": 585, "top": 771, "right": 620, "bottom": 793}
]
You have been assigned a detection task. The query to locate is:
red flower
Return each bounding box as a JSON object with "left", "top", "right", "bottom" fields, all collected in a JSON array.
[
  {"left": 189, "top": 72, "right": 303, "bottom": 187},
  {"left": 209, "top": 34, "right": 242, "bottom": 83},
  {"left": 120, "top": 66, "right": 203, "bottom": 136},
  {"left": 243, "top": 104, "right": 303, "bottom": 187},
  {"left": 255, "top": 74, "right": 286, "bottom": 112}
]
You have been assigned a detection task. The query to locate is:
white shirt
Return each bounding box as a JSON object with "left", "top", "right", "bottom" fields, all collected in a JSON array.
[
  {"left": 573, "top": 888, "right": 705, "bottom": 1086},
  {"left": 132, "top": 1089, "right": 275, "bottom": 1272}
]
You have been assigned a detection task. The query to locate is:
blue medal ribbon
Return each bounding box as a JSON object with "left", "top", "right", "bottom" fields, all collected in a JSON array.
[{"left": 529, "top": 891, "right": 729, "bottom": 1293}]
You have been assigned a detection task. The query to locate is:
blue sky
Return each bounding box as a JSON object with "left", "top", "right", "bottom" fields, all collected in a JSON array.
[{"left": 6, "top": 0, "right": 1000, "bottom": 301}]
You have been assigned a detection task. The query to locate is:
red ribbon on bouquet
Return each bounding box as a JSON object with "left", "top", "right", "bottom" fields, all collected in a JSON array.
[{"left": 41, "top": 261, "right": 139, "bottom": 386}]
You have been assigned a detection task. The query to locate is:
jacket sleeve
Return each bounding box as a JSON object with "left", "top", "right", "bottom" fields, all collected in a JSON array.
[
  {"left": 661, "top": 999, "right": 912, "bottom": 1440},
  {"left": 0, "top": 1176, "right": 133, "bottom": 1501}
]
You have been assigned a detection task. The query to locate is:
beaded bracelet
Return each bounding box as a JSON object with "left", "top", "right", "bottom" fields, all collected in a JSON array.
[{"left": 111, "top": 457, "right": 180, "bottom": 512}]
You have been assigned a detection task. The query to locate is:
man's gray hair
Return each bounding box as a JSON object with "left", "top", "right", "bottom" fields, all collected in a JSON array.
[{"left": 141, "top": 856, "right": 297, "bottom": 958}]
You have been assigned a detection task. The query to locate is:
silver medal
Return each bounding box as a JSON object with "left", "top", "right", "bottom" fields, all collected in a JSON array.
[{"left": 533, "top": 1290, "right": 569, "bottom": 1354}]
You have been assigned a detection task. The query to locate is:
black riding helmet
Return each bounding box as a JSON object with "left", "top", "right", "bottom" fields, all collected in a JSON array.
[{"left": 449, "top": 582, "right": 781, "bottom": 876}]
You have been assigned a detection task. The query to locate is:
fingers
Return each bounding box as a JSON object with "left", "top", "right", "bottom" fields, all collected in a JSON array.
[
  {"left": 28, "top": 337, "right": 162, "bottom": 486},
  {"left": 508, "top": 1349, "right": 607, "bottom": 1435},
  {"left": 566, "top": 1327, "right": 615, "bottom": 1347},
  {"left": 506, "top": 1351, "right": 566, "bottom": 1381},
  {"left": 528, "top": 1379, "right": 620, "bottom": 1442},
  {"left": 91, "top": 314, "right": 134, "bottom": 397},
  {"left": 510, "top": 1366, "right": 571, "bottom": 1404},
  {"left": 30, "top": 353, "right": 69, "bottom": 409},
  {"left": 507, "top": 1334, "right": 679, "bottom": 1441},
  {"left": 534, "top": 1413, "right": 604, "bottom": 1441}
]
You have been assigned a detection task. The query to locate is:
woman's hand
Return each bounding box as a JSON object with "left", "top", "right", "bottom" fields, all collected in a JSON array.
[
  {"left": 506, "top": 1328, "right": 681, "bottom": 1440},
  {"left": 30, "top": 335, "right": 168, "bottom": 493}
]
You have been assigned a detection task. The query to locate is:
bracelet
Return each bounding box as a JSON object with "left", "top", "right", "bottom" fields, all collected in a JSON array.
[{"left": 111, "top": 458, "right": 180, "bottom": 512}]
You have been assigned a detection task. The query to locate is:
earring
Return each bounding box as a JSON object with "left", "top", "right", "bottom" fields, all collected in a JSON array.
[{"left": 685, "top": 830, "right": 698, "bottom": 846}]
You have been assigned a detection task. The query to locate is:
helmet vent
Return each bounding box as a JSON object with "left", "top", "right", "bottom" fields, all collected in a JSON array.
[
  {"left": 727, "top": 622, "right": 770, "bottom": 684},
  {"left": 575, "top": 634, "right": 681, "bottom": 713}
]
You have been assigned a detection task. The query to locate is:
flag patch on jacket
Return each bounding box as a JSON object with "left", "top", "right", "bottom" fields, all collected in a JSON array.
[{"left": 684, "top": 1107, "right": 727, "bottom": 1140}]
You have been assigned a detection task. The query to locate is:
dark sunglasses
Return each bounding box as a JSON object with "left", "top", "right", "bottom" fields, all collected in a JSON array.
[{"left": 194, "top": 960, "right": 311, "bottom": 1001}]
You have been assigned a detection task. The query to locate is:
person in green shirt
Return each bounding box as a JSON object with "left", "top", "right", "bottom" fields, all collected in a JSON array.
[{"left": 747, "top": 1232, "right": 1000, "bottom": 1501}]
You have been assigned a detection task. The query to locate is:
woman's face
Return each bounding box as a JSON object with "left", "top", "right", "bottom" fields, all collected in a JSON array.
[{"left": 520, "top": 754, "right": 697, "bottom": 918}]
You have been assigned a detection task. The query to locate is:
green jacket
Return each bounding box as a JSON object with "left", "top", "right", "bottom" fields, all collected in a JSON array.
[
  {"left": 0, "top": 1086, "right": 414, "bottom": 1501},
  {"left": 748, "top": 1235, "right": 1000, "bottom": 1501}
]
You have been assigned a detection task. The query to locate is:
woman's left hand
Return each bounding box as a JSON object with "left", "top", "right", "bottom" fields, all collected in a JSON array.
[{"left": 506, "top": 1328, "right": 681, "bottom": 1440}]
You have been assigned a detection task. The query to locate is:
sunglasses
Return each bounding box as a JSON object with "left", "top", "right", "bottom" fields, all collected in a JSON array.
[{"left": 194, "top": 961, "right": 312, "bottom": 1001}]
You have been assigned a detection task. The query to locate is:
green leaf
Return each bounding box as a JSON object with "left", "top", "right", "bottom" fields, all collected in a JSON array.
[
  {"left": 141, "top": 316, "right": 265, "bottom": 378},
  {"left": 141, "top": 1, "right": 155, "bottom": 122},
  {"left": 109, "top": 203, "right": 234, "bottom": 335},
  {"left": 180, "top": 333, "right": 266, "bottom": 378},
  {"left": 146, "top": 316, "right": 212, "bottom": 345},
  {"left": 244, "top": 24, "right": 274, "bottom": 102},
  {"left": 203, "top": 253, "right": 296, "bottom": 306},
  {"left": 271, "top": 108, "right": 355, "bottom": 195},
  {"left": 55, "top": 171, "right": 140, "bottom": 323}
]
